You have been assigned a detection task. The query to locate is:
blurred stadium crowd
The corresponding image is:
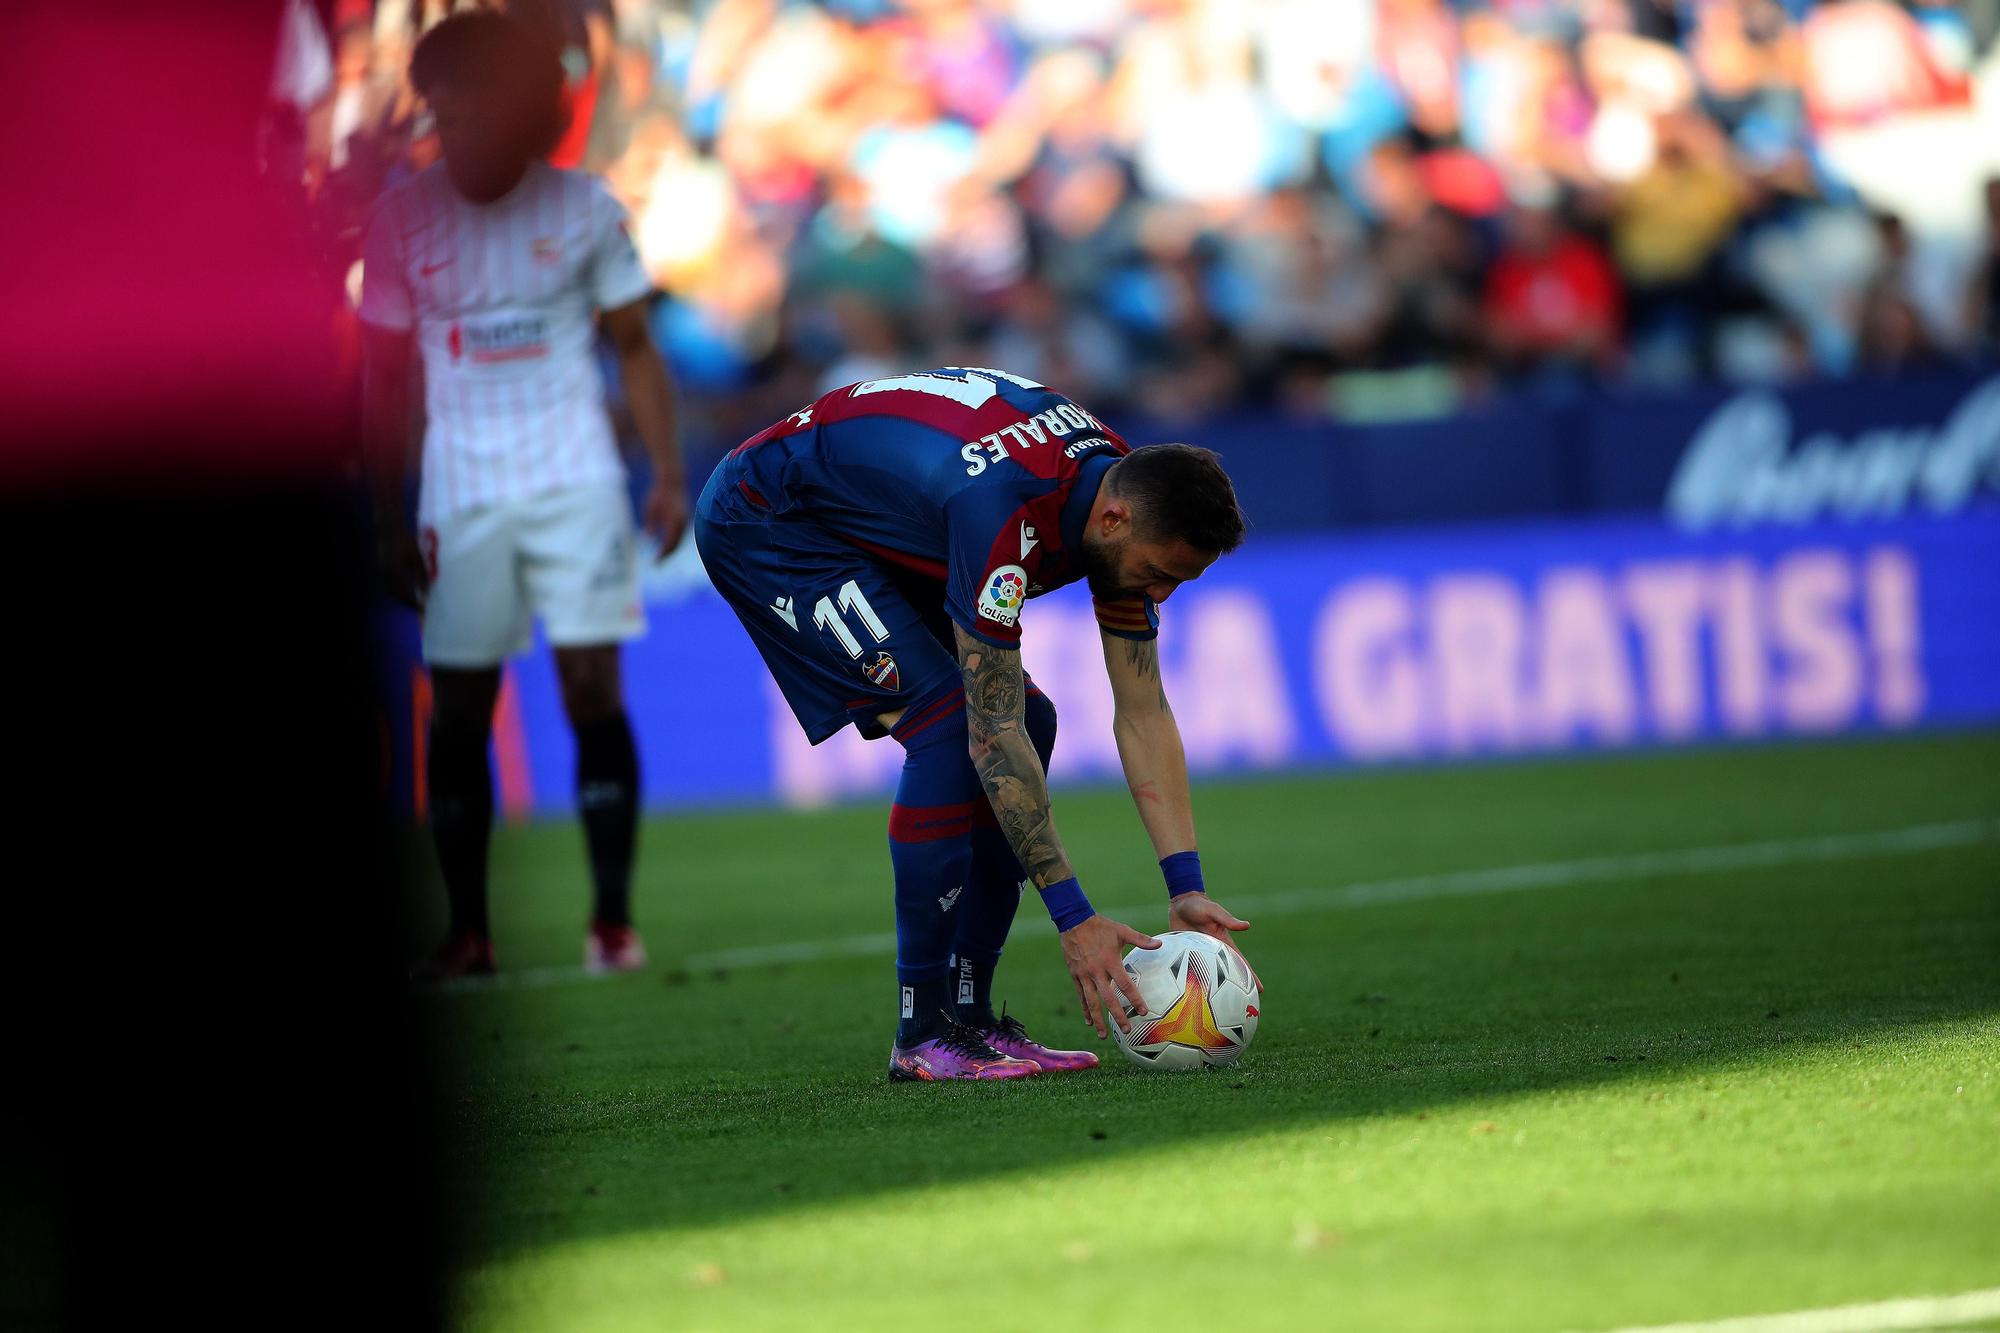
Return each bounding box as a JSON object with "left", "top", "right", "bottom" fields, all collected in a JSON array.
[{"left": 271, "top": 0, "right": 2000, "bottom": 441}]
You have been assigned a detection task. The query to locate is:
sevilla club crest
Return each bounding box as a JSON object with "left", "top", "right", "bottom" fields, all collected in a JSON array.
[{"left": 863, "top": 651, "right": 900, "bottom": 692}]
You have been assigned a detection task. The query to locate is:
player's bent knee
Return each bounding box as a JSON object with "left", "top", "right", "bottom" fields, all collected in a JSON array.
[
  {"left": 886, "top": 682, "right": 969, "bottom": 752},
  {"left": 1025, "top": 689, "right": 1058, "bottom": 765}
]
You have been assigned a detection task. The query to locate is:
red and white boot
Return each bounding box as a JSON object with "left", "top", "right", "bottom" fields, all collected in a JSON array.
[
  {"left": 411, "top": 931, "right": 495, "bottom": 983},
  {"left": 585, "top": 920, "right": 648, "bottom": 974}
]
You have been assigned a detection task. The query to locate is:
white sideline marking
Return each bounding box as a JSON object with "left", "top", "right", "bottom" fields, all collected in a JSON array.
[
  {"left": 422, "top": 818, "right": 1997, "bottom": 995},
  {"left": 684, "top": 818, "right": 1998, "bottom": 974},
  {"left": 1589, "top": 1285, "right": 2000, "bottom": 1333}
]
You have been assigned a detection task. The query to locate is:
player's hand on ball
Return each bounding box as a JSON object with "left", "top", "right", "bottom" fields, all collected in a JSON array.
[
  {"left": 1168, "top": 891, "right": 1248, "bottom": 942},
  {"left": 378, "top": 526, "right": 430, "bottom": 610},
  {"left": 644, "top": 481, "right": 690, "bottom": 559},
  {"left": 1061, "top": 914, "right": 1159, "bottom": 1037},
  {"left": 1169, "top": 892, "right": 1260, "bottom": 992}
]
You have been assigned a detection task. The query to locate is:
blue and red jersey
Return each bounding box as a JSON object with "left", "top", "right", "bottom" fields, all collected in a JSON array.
[{"left": 715, "top": 367, "right": 1158, "bottom": 649}]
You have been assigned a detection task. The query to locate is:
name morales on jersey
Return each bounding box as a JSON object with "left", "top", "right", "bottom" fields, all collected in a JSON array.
[{"left": 960, "top": 403, "right": 1107, "bottom": 475}]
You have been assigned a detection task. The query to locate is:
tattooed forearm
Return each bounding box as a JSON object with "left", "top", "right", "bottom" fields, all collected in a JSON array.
[
  {"left": 955, "top": 625, "right": 1074, "bottom": 888},
  {"left": 1121, "top": 638, "right": 1171, "bottom": 711}
]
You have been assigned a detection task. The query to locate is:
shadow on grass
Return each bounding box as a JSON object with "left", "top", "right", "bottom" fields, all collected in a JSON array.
[{"left": 428, "top": 805, "right": 2000, "bottom": 1266}]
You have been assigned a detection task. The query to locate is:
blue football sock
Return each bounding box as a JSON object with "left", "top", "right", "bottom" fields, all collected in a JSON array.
[
  {"left": 952, "top": 686, "right": 1057, "bottom": 1027},
  {"left": 888, "top": 686, "right": 982, "bottom": 1046}
]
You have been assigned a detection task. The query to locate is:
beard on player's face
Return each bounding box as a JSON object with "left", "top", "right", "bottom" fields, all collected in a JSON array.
[{"left": 1079, "top": 527, "right": 1143, "bottom": 602}]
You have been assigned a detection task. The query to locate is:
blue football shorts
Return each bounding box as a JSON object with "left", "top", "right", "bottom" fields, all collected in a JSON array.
[{"left": 696, "top": 467, "right": 964, "bottom": 743}]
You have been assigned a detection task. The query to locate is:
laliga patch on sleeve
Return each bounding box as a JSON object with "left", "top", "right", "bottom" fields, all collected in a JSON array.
[{"left": 977, "top": 565, "right": 1028, "bottom": 627}]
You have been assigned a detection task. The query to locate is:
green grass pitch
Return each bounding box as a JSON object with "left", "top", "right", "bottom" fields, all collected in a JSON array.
[{"left": 416, "top": 732, "right": 2000, "bottom": 1333}]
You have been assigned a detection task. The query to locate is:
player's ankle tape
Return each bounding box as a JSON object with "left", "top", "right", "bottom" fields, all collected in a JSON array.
[
  {"left": 1037, "top": 878, "right": 1094, "bottom": 932},
  {"left": 1161, "top": 851, "right": 1204, "bottom": 899}
]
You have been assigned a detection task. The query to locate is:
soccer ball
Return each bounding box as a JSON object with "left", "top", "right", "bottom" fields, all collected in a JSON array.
[{"left": 1111, "top": 931, "right": 1260, "bottom": 1070}]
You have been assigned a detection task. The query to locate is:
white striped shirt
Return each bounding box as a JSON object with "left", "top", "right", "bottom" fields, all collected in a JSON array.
[{"left": 359, "top": 161, "right": 652, "bottom": 524}]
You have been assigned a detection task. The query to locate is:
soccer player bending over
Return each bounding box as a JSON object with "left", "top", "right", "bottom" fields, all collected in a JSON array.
[
  {"left": 695, "top": 368, "right": 1252, "bottom": 1080},
  {"left": 360, "top": 14, "right": 690, "bottom": 980}
]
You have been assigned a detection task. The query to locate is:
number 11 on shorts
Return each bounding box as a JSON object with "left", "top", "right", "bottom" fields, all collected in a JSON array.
[{"left": 812, "top": 579, "right": 889, "bottom": 658}]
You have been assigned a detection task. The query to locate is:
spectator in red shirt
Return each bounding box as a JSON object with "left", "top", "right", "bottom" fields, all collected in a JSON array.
[{"left": 1482, "top": 203, "right": 1624, "bottom": 376}]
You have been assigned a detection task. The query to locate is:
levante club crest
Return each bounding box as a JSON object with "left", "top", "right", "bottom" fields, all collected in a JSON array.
[{"left": 863, "top": 651, "right": 900, "bottom": 691}]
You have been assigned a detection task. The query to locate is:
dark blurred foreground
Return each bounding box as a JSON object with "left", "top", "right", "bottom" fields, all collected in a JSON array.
[{"left": 0, "top": 4, "right": 442, "bottom": 1329}]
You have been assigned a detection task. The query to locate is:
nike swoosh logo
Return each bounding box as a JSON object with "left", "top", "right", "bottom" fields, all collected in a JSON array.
[{"left": 421, "top": 260, "right": 454, "bottom": 275}]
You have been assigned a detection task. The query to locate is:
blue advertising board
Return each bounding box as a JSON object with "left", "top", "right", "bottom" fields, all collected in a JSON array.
[
  {"left": 378, "top": 505, "right": 2000, "bottom": 815},
  {"left": 1100, "top": 369, "right": 2000, "bottom": 532}
]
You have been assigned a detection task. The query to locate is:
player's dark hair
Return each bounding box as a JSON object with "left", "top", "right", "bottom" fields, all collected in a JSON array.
[
  {"left": 1107, "top": 444, "right": 1247, "bottom": 554},
  {"left": 410, "top": 11, "right": 569, "bottom": 161}
]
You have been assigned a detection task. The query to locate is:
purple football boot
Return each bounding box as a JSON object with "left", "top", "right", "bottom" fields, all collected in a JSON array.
[
  {"left": 978, "top": 1004, "right": 1100, "bottom": 1072},
  {"left": 888, "top": 1015, "right": 1040, "bottom": 1082}
]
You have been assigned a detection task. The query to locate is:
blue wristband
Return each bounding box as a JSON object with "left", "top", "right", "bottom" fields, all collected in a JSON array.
[
  {"left": 1038, "top": 877, "right": 1095, "bottom": 932},
  {"left": 1161, "top": 851, "right": 1205, "bottom": 899}
]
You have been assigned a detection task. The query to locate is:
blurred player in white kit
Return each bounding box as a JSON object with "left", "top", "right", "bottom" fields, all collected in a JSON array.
[{"left": 360, "top": 11, "right": 687, "bottom": 980}]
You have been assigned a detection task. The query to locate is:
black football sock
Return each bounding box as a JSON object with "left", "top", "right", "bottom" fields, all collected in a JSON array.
[
  {"left": 575, "top": 711, "right": 640, "bottom": 928},
  {"left": 428, "top": 726, "right": 493, "bottom": 939}
]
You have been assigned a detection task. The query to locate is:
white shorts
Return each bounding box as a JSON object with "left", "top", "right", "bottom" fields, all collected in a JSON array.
[{"left": 420, "top": 484, "right": 646, "bottom": 667}]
